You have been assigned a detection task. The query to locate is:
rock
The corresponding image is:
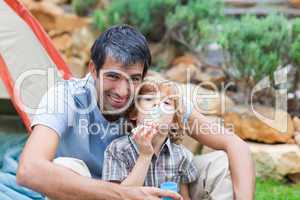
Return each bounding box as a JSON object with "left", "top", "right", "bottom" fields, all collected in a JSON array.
[
  {"left": 165, "top": 63, "right": 203, "bottom": 84},
  {"left": 145, "top": 70, "right": 166, "bottom": 82},
  {"left": 55, "top": 15, "right": 91, "bottom": 33},
  {"left": 223, "top": 106, "right": 295, "bottom": 144},
  {"left": 295, "top": 134, "right": 300, "bottom": 145},
  {"left": 44, "top": 0, "right": 70, "bottom": 5},
  {"left": 66, "top": 56, "right": 88, "bottom": 78},
  {"left": 293, "top": 117, "right": 300, "bottom": 132},
  {"left": 198, "top": 67, "right": 226, "bottom": 87},
  {"left": 25, "top": 1, "right": 64, "bottom": 31},
  {"left": 149, "top": 43, "right": 178, "bottom": 68},
  {"left": 178, "top": 83, "right": 235, "bottom": 116},
  {"left": 23, "top": 0, "right": 91, "bottom": 32},
  {"left": 202, "top": 142, "right": 300, "bottom": 180},
  {"left": 287, "top": 173, "right": 300, "bottom": 183},
  {"left": 288, "top": 0, "right": 300, "bottom": 8},
  {"left": 166, "top": 54, "right": 225, "bottom": 86},
  {"left": 250, "top": 142, "right": 300, "bottom": 180},
  {"left": 71, "top": 27, "right": 94, "bottom": 58},
  {"left": 171, "top": 54, "right": 202, "bottom": 66},
  {"left": 52, "top": 33, "right": 72, "bottom": 51}
]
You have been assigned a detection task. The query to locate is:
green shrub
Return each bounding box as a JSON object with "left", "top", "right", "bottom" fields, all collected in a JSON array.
[
  {"left": 292, "top": 18, "right": 300, "bottom": 39},
  {"left": 291, "top": 36, "right": 300, "bottom": 65},
  {"left": 72, "top": 0, "right": 98, "bottom": 16},
  {"left": 291, "top": 19, "right": 300, "bottom": 65},
  {"left": 166, "top": 0, "right": 224, "bottom": 50},
  {"left": 218, "top": 15, "right": 290, "bottom": 83},
  {"left": 93, "top": 0, "right": 178, "bottom": 41}
]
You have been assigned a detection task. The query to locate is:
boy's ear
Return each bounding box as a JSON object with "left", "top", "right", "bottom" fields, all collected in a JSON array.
[{"left": 89, "top": 61, "right": 97, "bottom": 80}]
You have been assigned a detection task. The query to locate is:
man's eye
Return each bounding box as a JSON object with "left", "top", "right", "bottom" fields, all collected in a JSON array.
[{"left": 106, "top": 73, "right": 120, "bottom": 80}]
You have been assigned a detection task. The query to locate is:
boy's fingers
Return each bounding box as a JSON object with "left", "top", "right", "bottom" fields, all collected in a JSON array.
[{"left": 147, "top": 129, "right": 157, "bottom": 140}]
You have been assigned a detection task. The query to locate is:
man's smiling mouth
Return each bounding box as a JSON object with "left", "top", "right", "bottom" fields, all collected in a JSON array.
[{"left": 107, "top": 94, "right": 128, "bottom": 108}]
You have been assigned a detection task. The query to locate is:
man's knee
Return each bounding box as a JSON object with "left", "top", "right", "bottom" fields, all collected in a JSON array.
[
  {"left": 190, "top": 150, "right": 233, "bottom": 200},
  {"left": 53, "top": 157, "right": 91, "bottom": 178},
  {"left": 193, "top": 150, "right": 230, "bottom": 175}
]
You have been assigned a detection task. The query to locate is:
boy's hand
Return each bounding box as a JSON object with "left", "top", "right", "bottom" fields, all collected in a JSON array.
[{"left": 132, "top": 123, "right": 158, "bottom": 156}]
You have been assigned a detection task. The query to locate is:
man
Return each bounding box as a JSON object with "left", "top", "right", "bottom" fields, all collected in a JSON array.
[{"left": 17, "top": 25, "right": 255, "bottom": 200}]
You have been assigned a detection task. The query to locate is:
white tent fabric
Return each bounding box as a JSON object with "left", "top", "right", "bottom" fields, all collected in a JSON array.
[
  {"left": 0, "top": 0, "right": 72, "bottom": 131},
  {"left": 0, "top": 81, "right": 8, "bottom": 99}
]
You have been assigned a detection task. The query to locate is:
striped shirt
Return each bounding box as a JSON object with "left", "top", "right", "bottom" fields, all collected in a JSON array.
[{"left": 102, "top": 134, "right": 199, "bottom": 187}]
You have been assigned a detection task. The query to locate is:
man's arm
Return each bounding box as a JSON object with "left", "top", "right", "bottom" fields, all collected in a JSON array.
[
  {"left": 17, "top": 125, "right": 182, "bottom": 200},
  {"left": 187, "top": 111, "right": 255, "bottom": 200}
]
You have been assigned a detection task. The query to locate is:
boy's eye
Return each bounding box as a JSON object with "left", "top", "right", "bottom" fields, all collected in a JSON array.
[
  {"left": 131, "top": 76, "right": 142, "bottom": 82},
  {"left": 163, "top": 100, "right": 171, "bottom": 105},
  {"left": 144, "top": 96, "right": 155, "bottom": 101}
]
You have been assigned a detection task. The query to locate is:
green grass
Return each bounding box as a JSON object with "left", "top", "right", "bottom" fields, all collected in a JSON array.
[{"left": 256, "top": 178, "right": 300, "bottom": 200}]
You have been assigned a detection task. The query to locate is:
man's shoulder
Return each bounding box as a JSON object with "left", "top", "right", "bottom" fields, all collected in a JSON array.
[{"left": 65, "top": 74, "right": 94, "bottom": 96}]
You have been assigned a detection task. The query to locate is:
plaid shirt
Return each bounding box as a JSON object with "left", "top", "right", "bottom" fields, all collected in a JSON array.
[{"left": 102, "top": 134, "right": 199, "bottom": 187}]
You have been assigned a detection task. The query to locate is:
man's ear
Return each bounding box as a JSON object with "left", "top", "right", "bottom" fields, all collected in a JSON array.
[{"left": 88, "top": 61, "right": 97, "bottom": 80}]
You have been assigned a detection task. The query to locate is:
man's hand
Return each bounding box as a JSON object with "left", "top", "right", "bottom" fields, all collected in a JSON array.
[{"left": 122, "top": 186, "right": 183, "bottom": 200}]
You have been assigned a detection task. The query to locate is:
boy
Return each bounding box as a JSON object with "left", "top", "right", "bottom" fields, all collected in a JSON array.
[{"left": 102, "top": 82, "right": 199, "bottom": 200}]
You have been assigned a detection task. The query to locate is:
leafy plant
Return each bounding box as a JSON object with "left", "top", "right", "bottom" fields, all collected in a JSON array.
[
  {"left": 72, "top": 0, "right": 98, "bottom": 16},
  {"left": 165, "top": 0, "right": 224, "bottom": 51},
  {"left": 93, "top": 0, "right": 178, "bottom": 41},
  {"left": 291, "top": 36, "right": 300, "bottom": 65},
  {"left": 292, "top": 18, "right": 300, "bottom": 40},
  {"left": 291, "top": 18, "right": 300, "bottom": 91},
  {"left": 218, "top": 15, "right": 290, "bottom": 84}
]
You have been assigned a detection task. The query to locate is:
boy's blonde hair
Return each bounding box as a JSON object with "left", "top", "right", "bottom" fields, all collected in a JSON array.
[{"left": 127, "top": 81, "right": 184, "bottom": 144}]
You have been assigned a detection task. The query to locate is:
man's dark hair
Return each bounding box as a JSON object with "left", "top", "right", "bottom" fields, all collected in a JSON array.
[{"left": 91, "top": 24, "right": 151, "bottom": 77}]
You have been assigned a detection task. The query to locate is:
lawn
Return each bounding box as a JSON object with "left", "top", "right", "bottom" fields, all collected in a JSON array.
[{"left": 256, "top": 178, "right": 300, "bottom": 200}]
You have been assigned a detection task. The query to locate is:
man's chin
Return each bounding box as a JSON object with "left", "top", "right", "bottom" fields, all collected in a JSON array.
[{"left": 102, "top": 104, "right": 128, "bottom": 115}]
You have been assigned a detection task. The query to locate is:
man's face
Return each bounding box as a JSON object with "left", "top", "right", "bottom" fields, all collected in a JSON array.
[{"left": 91, "top": 56, "right": 144, "bottom": 115}]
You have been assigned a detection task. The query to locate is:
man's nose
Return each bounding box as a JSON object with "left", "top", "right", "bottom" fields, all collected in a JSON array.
[{"left": 115, "top": 79, "right": 129, "bottom": 98}]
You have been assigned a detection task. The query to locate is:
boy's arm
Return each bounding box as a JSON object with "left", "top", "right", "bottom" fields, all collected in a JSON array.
[
  {"left": 103, "top": 125, "right": 157, "bottom": 187},
  {"left": 121, "top": 154, "right": 152, "bottom": 186},
  {"left": 180, "top": 184, "right": 191, "bottom": 200}
]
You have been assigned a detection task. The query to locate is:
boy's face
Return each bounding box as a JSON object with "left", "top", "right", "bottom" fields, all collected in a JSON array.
[{"left": 135, "top": 86, "right": 176, "bottom": 134}]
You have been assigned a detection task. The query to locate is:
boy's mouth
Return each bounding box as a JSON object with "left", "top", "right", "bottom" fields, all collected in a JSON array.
[{"left": 149, "top": 106, "right": 161, "bottom": 122}]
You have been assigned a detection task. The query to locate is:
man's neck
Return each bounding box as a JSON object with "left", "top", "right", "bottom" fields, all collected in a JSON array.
[
  {"left": 97, "top": 102, "right": 123, "bottom": 122},
  {"left": 102, "top": 113, "right": 122, "bottom": 122},
  {"left": 152, "top": 133, "right": 168, "bottom": 156}
]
